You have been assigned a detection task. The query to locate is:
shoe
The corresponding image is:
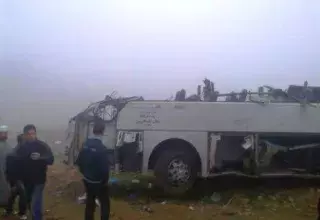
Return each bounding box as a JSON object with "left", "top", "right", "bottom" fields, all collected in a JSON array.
[{"left": 19, "top": 214, "right": 28, "bottom": 220}]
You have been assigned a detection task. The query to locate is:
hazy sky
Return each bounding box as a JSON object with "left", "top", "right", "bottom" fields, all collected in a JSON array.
[{"left": 1, "top": 0, "right": 320, "bottom": 130}]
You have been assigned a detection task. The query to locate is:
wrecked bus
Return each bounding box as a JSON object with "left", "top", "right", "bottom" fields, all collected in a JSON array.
[{"left": 64, "top": 82, "right": 320, "bottom": 194}]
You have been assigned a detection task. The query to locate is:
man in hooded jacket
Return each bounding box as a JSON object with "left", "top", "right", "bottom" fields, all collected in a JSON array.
[{"left": 76, "top": 120, "right": 110, "bottom": 220}]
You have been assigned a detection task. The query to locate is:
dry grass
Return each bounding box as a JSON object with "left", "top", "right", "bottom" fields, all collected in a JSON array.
[{"left": 2, "top": 164, "right": 319, "bottom": 220}]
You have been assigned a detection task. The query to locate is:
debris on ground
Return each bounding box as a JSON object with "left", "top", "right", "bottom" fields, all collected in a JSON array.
[
  {"left": 77, "top": 193, "right": 86, "bottom": 204},
  {"left": 188, "top": 205, "right": 195, "bottom": 211},
  {"left": 77, "top": 193, "right": 100, "bottom": 207},
  {"left": 210, "top": 192, "right": 221, "bottom": 203},
  {"left": 141, "top": 205, "right": 153, "bottom": 213},
  {"left": 160, "top": 201, "right": 167, "bottom": 205},
  {"left": 33, "top": 165, "right": 320, "bottom": 220},
  {"left": 109, "top": 177, "right": 119, "bottom": 184},
  {"left": 132, "top": 179, "right": 140, "bottom": 184}
]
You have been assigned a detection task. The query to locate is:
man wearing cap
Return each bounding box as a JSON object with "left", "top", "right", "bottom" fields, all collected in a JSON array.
[{"left": 0, "top": 125, "right": 12, "bottom": 207}]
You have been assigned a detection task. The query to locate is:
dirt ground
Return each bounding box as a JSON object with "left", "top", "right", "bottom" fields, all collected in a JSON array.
[{"left": 2, "top": 164, "right": 320, "bottom": 220}]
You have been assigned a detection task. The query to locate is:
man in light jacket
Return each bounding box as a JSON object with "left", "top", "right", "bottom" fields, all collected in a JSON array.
[{"left": 0, "top": 125, "right": 12, "bottom": 207}]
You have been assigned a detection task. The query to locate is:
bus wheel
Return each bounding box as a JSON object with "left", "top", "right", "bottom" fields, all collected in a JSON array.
[{"left": 154, "top": 149, "right": 197, "bottom": 195}]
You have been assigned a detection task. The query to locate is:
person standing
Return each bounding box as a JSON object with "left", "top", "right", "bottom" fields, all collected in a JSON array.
[
  {"left": 15, "top": 124, "right": 54, "bottom": 220},
  {"left": 3, "top": 134, "right": 27, "bottom": 219},
  {"left": 76, "top": 120, "right": 110, "bottom": 220},
  {"left": 0, "top": 125, "right": 12, "bottom": 208}
]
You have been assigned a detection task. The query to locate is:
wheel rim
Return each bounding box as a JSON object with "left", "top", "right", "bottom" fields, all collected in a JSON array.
[{"left": 167, "top": 159, "right": 190, "bottom": 186}]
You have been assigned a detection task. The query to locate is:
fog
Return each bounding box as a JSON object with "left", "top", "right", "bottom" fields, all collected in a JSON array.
[{"left": 0, "top": 0, "right": 319, "bottom": 131}]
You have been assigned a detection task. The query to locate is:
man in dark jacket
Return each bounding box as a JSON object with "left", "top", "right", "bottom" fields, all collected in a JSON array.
[
  {"left": 3, "top": 134, "right": 27, "bottom": 220},
  {"left": 15, "top": 125, "right": 54, "bottom": 220},
  {"left": 76, "top": 120, "right": 110, "bottom": 220}
]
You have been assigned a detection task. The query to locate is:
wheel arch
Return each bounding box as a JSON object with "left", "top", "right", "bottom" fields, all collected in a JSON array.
[{"left": 148, "top": 138, "right": 202, "bottom": 173}]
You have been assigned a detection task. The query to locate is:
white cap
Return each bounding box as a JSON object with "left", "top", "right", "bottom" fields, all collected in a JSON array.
[{"left": 0, "top": 125, "right": 8, "bottom": 132}]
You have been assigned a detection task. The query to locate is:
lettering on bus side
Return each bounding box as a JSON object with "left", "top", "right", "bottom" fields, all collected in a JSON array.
[
  {"left": 174, "top": 104, "right": 185, "bottom": 109},
  {"left": 136, "top": 111, "right": 160, "bottom": 126},
  {"left": 130, "top": 104, "right": 161, "bottom": 109}
]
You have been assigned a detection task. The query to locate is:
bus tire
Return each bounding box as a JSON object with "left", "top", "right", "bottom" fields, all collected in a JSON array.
[{"left": 154, "top": 149, "right": 198, "bottom": 195}]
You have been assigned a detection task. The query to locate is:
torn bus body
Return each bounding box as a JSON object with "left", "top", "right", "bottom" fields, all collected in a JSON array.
[{"left": 64, "top": 81, "right": 320, "bottom": 195}]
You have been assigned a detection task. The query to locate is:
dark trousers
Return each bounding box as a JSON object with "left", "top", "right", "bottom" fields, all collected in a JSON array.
[
  {"left": 83, "top": 180, "right": 110, "bottom": 220},
  {"left": 5, "top": 181, "right": 27, "bottom": 215},
  {"left": 24, "top": 183, "right": 45, "bottom": 220}
]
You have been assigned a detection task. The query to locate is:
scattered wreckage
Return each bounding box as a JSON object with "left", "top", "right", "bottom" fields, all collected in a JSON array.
[{"left": 64, "top": 80, "right": 320, "bottom": 195}]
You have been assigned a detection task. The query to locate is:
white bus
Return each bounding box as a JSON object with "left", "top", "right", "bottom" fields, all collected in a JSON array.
[{"left": 65, "top": 85, "right": 320, "bottom": 194}]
